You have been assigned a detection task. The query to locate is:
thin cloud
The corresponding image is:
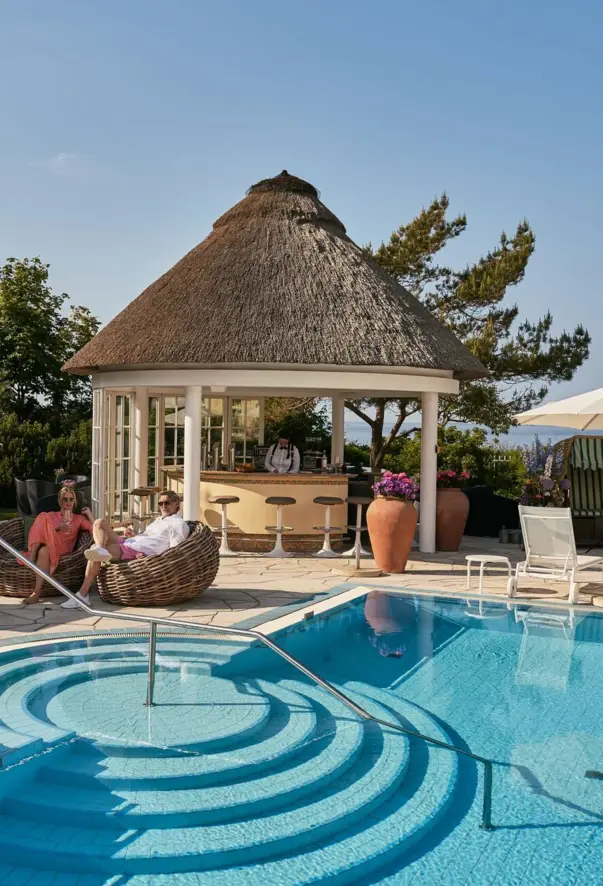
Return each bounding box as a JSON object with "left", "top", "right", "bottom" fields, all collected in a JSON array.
[{"left": 30, "top": 152, "right": 79, "bottom": 175}]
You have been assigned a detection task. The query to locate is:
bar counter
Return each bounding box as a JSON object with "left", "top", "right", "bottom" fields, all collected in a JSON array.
[{"left": 161, "top": 468, "right": 349, "bottom": 553}]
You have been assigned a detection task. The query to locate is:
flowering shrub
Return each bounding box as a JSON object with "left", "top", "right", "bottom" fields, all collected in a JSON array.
[
  {"left": 436, "top": 470, "right": 471, "bottom": 489},
  {"left": 373, "top": 471, "right": 419, "bottom": 501},
  {"left": 520, "top": 436, "right": 564, "bottom": 478},
  {"left": 520, "top": 476, "right": 568, "bottom": 507},
  {"left": 519, "top": 435, "right": 569, "bottom": 507}
]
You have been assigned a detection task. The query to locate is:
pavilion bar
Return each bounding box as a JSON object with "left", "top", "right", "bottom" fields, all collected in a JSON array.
[{"left": 65, "top": 171, "right": 486, "bottom": 554}]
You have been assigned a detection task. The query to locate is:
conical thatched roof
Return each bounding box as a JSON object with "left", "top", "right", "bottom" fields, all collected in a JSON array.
[{"left": 65, "top": 171, "right": 486, "bottom": 380}]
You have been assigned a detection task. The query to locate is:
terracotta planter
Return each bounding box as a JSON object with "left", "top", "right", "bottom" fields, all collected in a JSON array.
[
  {"left": 366, "top": 496, "right": 417, "bottom": 573},
  {"left": 435, "top": 488, "right": 469, "bottom": 551}
]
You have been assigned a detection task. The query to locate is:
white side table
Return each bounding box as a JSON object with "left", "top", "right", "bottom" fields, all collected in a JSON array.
[{"left": 466, "top": 554, "right": 513, "bottom": 597}]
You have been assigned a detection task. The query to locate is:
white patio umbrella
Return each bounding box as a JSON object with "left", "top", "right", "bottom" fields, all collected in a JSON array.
[{"left": 516, "top": 388, "right": 603, "bottom": 431}]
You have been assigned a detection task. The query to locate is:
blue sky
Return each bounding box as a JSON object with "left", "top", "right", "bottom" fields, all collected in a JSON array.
[{"left": 1, "top": 0, "right": 601, "bottom": 405}]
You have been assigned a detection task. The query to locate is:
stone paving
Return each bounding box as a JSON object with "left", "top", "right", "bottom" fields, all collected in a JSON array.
[{"left": 1, "top": 536, "right": 603, "bottom": 644}]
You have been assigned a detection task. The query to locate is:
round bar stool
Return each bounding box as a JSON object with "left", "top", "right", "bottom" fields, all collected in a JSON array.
[
  {"left": 313, "top": 496, "right": 344, "bottom": 558},
  {"left": 264, "top": 496, "right": 296, "bottom": 558},
  {"left": 343, "top": 495, "right": 373, "bottom": 566},
  {"left": 208, "top": 495, "right": 240, "bottom": 557}
]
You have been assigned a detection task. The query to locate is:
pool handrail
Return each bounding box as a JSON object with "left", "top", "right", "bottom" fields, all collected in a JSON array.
[{"left": 0, "top": 534, "right": 494, "bottom": 829}]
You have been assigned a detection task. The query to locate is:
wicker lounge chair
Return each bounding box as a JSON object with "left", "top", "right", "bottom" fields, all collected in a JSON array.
[
  {"left": 97, "top": 521, "right": 219, "bottom": 607},
  {"left": 0, "top": 518, "right": 92, "bottom": 599}
]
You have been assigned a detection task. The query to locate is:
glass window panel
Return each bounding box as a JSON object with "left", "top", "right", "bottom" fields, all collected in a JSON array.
[
  {"left": 149, "top": 397, "right": 157, "bottom": 426},
  {"left": 123, "top": 428, "right": 130, "bottom": 459},
  {"left": 148, "top": 428, "right": 157, "bottom": 458},
  {"left": 124, "top": 396, "right": 131, "bottom": 425},
  {"left": 165, "top": 397, "right": 177, "bottom": 426},
  {"left": 114, "top": 461, "right": 122, "bottom": 491},
  {"left": 116, "top": 396, "right": 123, "bottom": 427},
  {"left": 164, "top": 427, "right": 176, "bottom": 458},
  {"left": 245, "top": 400, "right": 260, "bottom": 434},
  {"left": 148, "top": 460, "right": 156, "bottom": 485},
  {"left": 123, "top": 460, "right": 129, "bottom": 489},
  {"left": 176, "top": 398, "right": 185, "bottom": 427},
  {"left": 231, "top": 399, "right": 244, "bottom": 435},
  {"left": 211, "top": 399, "right": 224, "bottom": 424},
  {"left": 176, "top": 429, "right": 184, "bottom": 460}
]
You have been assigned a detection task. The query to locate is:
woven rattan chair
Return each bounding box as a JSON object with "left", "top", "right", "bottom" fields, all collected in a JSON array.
[
  {"left": 0, "top": 518, "right": 92, "bottom": 599},
  {"left": 97, "top": 521, "right": 219, "bottom": 607}
]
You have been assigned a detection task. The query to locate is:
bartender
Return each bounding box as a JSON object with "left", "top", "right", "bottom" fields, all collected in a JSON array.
[{"left": 264, "top": 434, "right": 301, "bottom": 474}]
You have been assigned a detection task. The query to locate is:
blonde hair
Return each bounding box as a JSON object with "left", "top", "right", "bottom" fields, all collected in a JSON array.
[{"left": 58, "top": 487, "right": 77, "bottom": 507}]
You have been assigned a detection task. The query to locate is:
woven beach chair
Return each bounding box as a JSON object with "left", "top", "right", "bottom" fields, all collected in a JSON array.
[
  {"left": 0, "top": 518, "right": 92, "bottom": 599},
  {"left": 96, "top": 521, "right": 219, "bottom": 607}
]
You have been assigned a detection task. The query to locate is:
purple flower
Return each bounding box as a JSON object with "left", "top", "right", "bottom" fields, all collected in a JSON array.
[{"left": 373, "top": 472, "right": 419, "bottom": 501}]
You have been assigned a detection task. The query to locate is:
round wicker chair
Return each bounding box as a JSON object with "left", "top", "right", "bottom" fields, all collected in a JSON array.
[
  {"left": 0, "top": 518, "right": 92, "bottom": 599},
  {"left": 97, "top": 521, "right": 219, "bottom": 607}
]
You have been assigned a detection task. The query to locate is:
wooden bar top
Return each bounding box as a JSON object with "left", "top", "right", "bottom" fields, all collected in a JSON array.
[{"left": 161, "top": 466, "right": 348, "bottom": 486}]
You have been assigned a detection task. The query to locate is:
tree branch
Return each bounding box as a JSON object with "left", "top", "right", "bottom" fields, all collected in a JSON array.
[{"left": 344, "top": 400, "right": 375, "bottom": 427}]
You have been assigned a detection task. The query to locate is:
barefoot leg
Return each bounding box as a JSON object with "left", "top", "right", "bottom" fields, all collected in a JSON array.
[{"left": 24, "top": 545, "right": 50, "bottom": 604}]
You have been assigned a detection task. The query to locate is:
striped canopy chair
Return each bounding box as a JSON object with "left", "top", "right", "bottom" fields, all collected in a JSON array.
[{"left": 560, "top": 435, "right": 603, "bottom": 543}]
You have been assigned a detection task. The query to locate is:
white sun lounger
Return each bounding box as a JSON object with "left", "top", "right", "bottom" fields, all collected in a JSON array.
[{"left": 509, "top": 505, "right": 603, "bottom": 604}]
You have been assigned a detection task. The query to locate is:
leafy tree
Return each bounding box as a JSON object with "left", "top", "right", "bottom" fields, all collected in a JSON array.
[
  {"left": 0, "top": 414, "right": 52, "bottom": 503},
  {"left": 348, "top": 196, "right": 590, "bottom": 468},
  {"left": 0, "top": 257, "right": 100, "bottom": 431},
  {"left": 46, "top": 419, "right": 93, "bottom": 477},
  {"left": 264, "top": 398, "right": 331, "bottom": 451},
  {"left": 368, "top": 425, "right": 526, "bottom": 499}
]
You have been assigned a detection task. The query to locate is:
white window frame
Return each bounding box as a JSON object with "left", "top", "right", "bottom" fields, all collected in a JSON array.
[{"left": 102, "top": 391, "right": 134, "bottom": 522}]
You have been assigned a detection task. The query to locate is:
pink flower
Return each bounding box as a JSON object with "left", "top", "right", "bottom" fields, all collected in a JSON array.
[{"left": 460, "top": 471, "right": 471, "bottom": 480}]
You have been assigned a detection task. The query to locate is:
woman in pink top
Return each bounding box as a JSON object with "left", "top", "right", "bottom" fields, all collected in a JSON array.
[{"left": 23, "top": 482, "right": 93, "bottom": 605}]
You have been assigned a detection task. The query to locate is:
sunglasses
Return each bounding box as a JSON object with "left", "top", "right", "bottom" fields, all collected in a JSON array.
[{"left": 158, "top": 500, "right": 173, "bottom": 506}]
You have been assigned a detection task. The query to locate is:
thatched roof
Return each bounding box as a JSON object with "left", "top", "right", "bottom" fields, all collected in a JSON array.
[{"left": 65, "top": 170, "right": 487, "bottom": 380}]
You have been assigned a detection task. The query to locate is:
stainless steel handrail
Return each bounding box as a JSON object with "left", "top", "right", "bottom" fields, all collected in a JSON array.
[{"left": 0, "top": 535, "right": 494, "bottom": 829}]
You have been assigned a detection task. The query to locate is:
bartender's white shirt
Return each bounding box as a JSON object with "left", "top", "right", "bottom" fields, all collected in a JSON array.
[
  {"left": 265, "top": 444, "right": 301, "bottom": 474},
  {"left": 122, "top": 514, "right": 190, "bottom": 557}
]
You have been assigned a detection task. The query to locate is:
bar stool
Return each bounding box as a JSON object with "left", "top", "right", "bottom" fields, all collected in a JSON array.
[
  {"left": 313, "top": 496, "right": 344, "bottom": 558},
  {"left": 343, "top": 495, "right": 373, "bottom": 564},
  {"left": 208, "top": 495, "right": 240, "bottom": 557},
  {"left": 264, "top": 496, "right": 296, "bottom": 558}
]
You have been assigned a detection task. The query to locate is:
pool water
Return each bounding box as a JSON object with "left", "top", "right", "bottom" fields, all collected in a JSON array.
[{"left": 0, "top": 591, "right": 602, "bottom": 884}]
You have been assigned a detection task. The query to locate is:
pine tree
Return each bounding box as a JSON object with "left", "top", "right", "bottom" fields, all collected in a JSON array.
[{"left": 348, "top": 196, "right": 590, "bottom": 468}]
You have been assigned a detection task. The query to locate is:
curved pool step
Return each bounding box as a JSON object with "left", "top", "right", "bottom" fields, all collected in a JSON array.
[
  {"left": 0, "top": 635, "right": 469, "bottom": 883},
  {"left": 14, "top": 690, "right": 365, "bottom": 828},
  {"left": 40, "top": 683, "right": 319, "bottom": 790},
  {"left": 123, "top": 687, "right": 463, "bottom": 885},
  {"left": 0, "top": 686, "right": 410, "bottom": 874}
]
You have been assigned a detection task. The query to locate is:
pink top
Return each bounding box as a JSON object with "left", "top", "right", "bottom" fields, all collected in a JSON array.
[{"left": 26, "top": 511, "right": 93, "bottom": 573}]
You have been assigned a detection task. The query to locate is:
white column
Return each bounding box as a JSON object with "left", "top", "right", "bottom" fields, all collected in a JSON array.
[
  {"left": 133, "top": 387, "right": 149, "bottom": 500},
  {"left": 184, "top": 385, "right": 202, "bottom": 521},
  {"left": 419, "top": 391, "right": 438, "bottom": 553},
  {"left": 331, "top": 395, "right": 345, "bottom": 464}
]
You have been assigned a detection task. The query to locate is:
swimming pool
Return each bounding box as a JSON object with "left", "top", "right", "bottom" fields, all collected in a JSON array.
[{"left": 0, "top": 590, "right": 602, "bottom": 884}]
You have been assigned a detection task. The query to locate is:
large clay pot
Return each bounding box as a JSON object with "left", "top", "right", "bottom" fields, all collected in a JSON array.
[
  {"left": 435, "top": 488, "right": 469, "bottom": 551},
  {"left": 366, "top": 496, "right": 417, "bottom": 573}
]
